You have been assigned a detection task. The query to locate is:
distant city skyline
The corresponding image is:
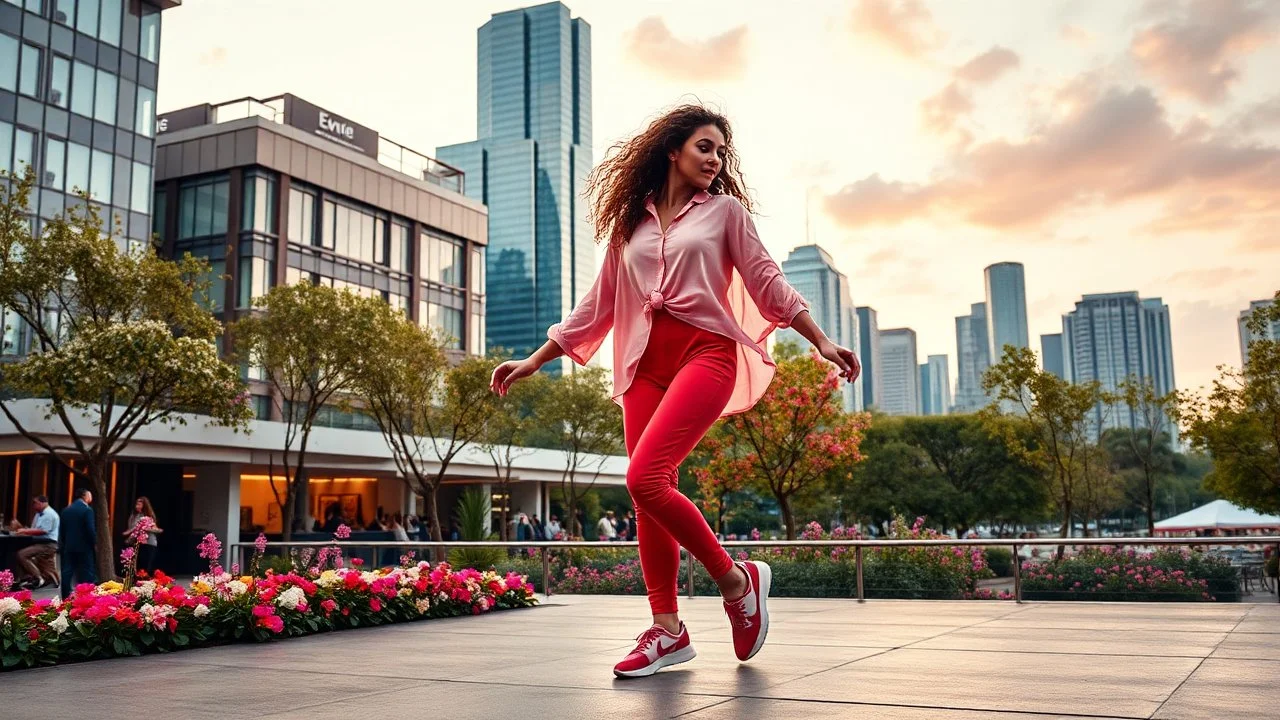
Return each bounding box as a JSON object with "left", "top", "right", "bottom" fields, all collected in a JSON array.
[
  {"left": 985, "top": 262, "right": 1029, "bottom": 365},
  {"left": 1239, "top": 298, "right": 1279, "bottom": 366},
  {"left": 879, "top": 328, "right": 920, "bottom": 416},
  {"left": 778, "top": 245, "right": 862, "bottom": 411}
]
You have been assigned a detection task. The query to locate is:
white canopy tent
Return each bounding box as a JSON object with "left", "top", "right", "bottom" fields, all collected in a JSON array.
[{"left": 1154, "top": 499, "right": 1280, "bottom": 534}]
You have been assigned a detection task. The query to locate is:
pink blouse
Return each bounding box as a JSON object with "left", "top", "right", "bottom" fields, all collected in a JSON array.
[{"left": 548, "top": 190, "right": 809, "bottom": 417}]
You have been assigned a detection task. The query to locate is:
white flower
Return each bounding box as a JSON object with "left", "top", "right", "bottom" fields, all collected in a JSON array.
[
  {"left": 193, "top": 604, "right": 211, "bottom": 618},
  {"left": 0, "top": 596, "right": 23, "bottom": 619},
  {"left": 414, "top": 599, "right": 431, "bottom": 615},
  {"left": 49, "top": 611, "right": 70, "bottom": 634},
  {"left": 134, "top": 581, "right": 157, "bottom": 599},
  {"left": 276, "top": 587, "right": 307, "bottom": 611},
  {"left": 223, "top": 580, "right": 248, "bottom": 598}
]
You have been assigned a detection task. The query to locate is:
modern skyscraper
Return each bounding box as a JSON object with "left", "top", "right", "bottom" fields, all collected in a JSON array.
[
  {"left": 856, "top": 306, "right": 882, "bottom": 410},
  {"left": 985, "top": 262, "right": 1029, "bottom": 364},
  {"left": 879, "top": 328, "right": 920, "bottom": 416},
  {"left": 953, "top": 302, "right": 990, "bottom": 413},
  {"left": 919, "top": 354, "right": 951, "bottom": 416},
  {"left": 778, "top": 244, "right": 861, "bottom": 411},
  {"left": 437, "top": 1, "right": 592, "bottom": 369},
  {"left": 1239, "top": 298, "right": 1279, "bottom": 366},
  {"left": 1, "top": 0, "right": 174, "bottom": 358},
  {"left": 1062, "top": 292, "right": 1177, "bottom": 436},
  {"left": 1041, "top": 333, "right": 1065, "bottom": 378}
]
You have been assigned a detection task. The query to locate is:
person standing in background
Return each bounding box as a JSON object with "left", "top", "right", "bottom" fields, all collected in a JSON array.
[
  {"left": 123, "top": 496, "right": 163, "bottom": 575},
  {"left": 15, "top": 495, "right": 60, "bottom": 589},
  {"left": 59, "top": 488, "right": 96, "bottom": 599}
]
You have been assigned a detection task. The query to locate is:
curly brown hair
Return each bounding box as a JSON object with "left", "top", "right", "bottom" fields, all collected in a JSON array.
[{"left": 586, "top": 105, "right": 754, "bottom": 247}]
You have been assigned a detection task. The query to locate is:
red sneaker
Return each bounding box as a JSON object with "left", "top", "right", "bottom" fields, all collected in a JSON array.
[
  {"left": 724, "top": 560, "right": 771, "bottom": 661},
  {"left": 612, "top": 623, "right": 696, "bottom": 678}
]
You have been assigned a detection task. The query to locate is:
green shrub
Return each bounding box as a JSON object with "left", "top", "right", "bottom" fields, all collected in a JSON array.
[
  {"left": 256, "top": 553, "right": 298, "bottom": 577},
  {"left": 985, "top": 547, "right": 1013, "bottom": 578},
  {"left": 448, "top": 546, "right": 508, "bottom": 571},
  {"left": 1022, "top": 546, "right": 1239, "bottom": 602}
]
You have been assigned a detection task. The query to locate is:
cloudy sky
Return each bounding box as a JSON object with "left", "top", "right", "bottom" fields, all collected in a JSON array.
[{"left": 158, "top": 0, "right": 1279, "bottom": 394}]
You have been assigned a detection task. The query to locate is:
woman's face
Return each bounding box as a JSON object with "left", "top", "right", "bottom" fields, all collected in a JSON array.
[
  {"left": 672, "top": 124, "right": 726, "bottom": 191},
  {"left": 135, "top": 500, "right": 143, "bottom": 512}
]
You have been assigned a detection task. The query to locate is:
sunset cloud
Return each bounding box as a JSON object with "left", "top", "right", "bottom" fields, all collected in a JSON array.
[
  {"left": 1233, "top": 95, "right": 1280, "bottom": 133},
  {"left": 1130, "top": 0, "right": 1279, "bottom": 104},
  {"left": 831, "top": 82, "right": 1280, "bottom": 232},
  {"left": 1061, "top": 24, "right": 1096, "bottom": 48},
  {"left": 849, "top": 0, "right": 945, "bottom": 60},
  {"left": 919, "top": 47, "right": 1020, "bottom": 141},
  {"left": 625, "top": 17, "right": 749, "bottom": 82},
  {"left": 955, "top": 46, "right": 1020, "bottom": 85}
]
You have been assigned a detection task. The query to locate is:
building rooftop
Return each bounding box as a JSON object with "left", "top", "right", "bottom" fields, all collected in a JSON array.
[
  {"left": 156, "top": 94, "right": 465, "bottom": 194},
  {"left": 5, "top": 595, "right": 1274, "bottom": 718}
]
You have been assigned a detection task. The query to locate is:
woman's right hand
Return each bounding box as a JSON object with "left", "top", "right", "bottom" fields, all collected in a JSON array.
[{"left": 490, "top": 359, "right": 538, "bottom": 396}]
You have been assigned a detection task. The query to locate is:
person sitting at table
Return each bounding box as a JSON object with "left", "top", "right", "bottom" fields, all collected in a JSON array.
[{"left": 15, "top": 495, "right": 60, "bottom": 590}]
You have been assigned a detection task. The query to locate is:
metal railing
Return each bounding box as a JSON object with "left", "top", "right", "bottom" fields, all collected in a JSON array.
[{"left": 230, "top": 536, "right": 1280, "bottom": 604}]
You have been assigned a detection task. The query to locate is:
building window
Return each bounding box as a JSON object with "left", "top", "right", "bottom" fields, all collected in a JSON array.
[
  {"left": 54, "top": 0, "right": 74, "bottom": 25},
  {"left": 469, "top": 246, "right": 484, "bottom": 293},
  {"left": 237, "top": 256, "right": 273, "bottom": 309},
  {"left": 65, "top": 141, "right": 89, "bottom": 196},
  {"left": 89, "top": 149, "right": 111, "bottom": 204},
  {"left": 0, "top": 34, "right": 16, "bottom": 94},
  {"left": 43, "top": 138, "right": 64, "bottom": 191},
  {"left": 469, "top": 307, "right": 485, "bottom": 355},
  {"left": 389, "top": 222, "right": 410, "bottom": 272},
  {"left": 286, "top": 187, "right": 314, "bottom": 245},
  {"left": 93, "top": 69, "right": 117, "bottom": 124},
  {"left": 152, "top": 187, "right": 164, "bottom": 236},
  {"left": 319, "top": 198, "right": 384, "bottom": 263},
  {"left": 130, "top": 161, "right": 150, "bottom": 214},
  {"left": 242, "top": 173, "right": 277, "bottom": 234},
  {"left": 139, "top": 8, "right": 159, "bottom": 62},
  {"left": 420, "top": 232, "right": 463, "bottom": 287},
  {"left": 136, "top": 86, "right": 155, "bottom": 138},
  {"left": 98, "top": 0, "right": 121, "bottom": 47},
  {"left": 13, "top": 128, "right": 35, "bottom": 174},
  {"left": 76, "top": 0, "right": 99, "bottom": 39},
  {"left": 70, "top": 61, "right": 94, "bottom": 118},
  {"left": 419, "top": 300, "right": 463, "bottom": 349},
  {"left": 49, "top": 56, "right": 70, "bottom": 109},
  {"left": 0, "top": 121, "right": 12, "bottom": 176},
  {"left": 19, "top": 44, "right": 41, "bottom": 99},
  {"left": 178, "top": 176, "right": 230, "bottom": 239},
  {"left": 195, "top": 256, "right": 225, "bottom": 312},
  {"left": 1, "top": 307, "right": 25, "bottom": 356}
]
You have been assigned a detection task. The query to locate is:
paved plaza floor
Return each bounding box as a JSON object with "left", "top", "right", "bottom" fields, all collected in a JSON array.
[{"left": 2, "top": 594, "right": 1276, "bottom": 719}]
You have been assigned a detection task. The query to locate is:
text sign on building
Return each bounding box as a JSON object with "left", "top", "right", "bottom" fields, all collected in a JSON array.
[
  {"left": 283, "top": 95, "right": 379, "bottom": 159},
  {"left": 156, "top": 104, "right": 213, "bottom": 134}
]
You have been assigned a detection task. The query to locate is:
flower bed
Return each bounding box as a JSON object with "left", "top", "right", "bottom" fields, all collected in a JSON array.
[
  {"left": 1020, "top": 546, "right": 1239, "bottom": 602},
  {"left": 0, "top": 530, "right": 536, "bottom": 671},
  {"left": 497, "top": 517, "right": 1004, "bottom": 601}
]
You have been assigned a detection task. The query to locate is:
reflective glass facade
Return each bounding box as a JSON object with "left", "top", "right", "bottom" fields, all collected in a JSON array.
[
  {"left": 1, "top": 0, "right": 167, "bottom": 356},
  {"left": 778, "top": 245, "right": 861, "bottom": 411},
  {"left": 984, "top": 262, "right": 1029, "bottom": 362},
  {"left": 879, "top": 328, "right": 920, "bottom": 416},
  {"left": 1040, "top": 332, "right": 1065, "bottom": 379},
  {"left": 437, "top": 1, "right": 592, "bottom": 366},
  {"left": 1239, "top": 299, "right": 1279, "bottom": 366},
  {"left": 953, "top": 302, "right": 990, "bottom": 413},
  {"left": 856, "top": 306, "right": 882, "bottom": 410}
]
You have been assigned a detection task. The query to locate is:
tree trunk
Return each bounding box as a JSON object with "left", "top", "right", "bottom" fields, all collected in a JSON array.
[
  {"left": 779, "top": 493, "right": 796, "bottom": 541},
  {"left": 89, "top": 463, "right": 116, "bottom": 581},
  {"left": 499, "top": 477, "right": 510, "bottom": 542},
  {"left": 280, "top": 477, "right": 297, "bottom": 543},
  {"left": 1144, "top": 469, "right": 1156, "bottom": 535},
  {"left": 424, "top": 484, "right": 445, "bottom": 564}
]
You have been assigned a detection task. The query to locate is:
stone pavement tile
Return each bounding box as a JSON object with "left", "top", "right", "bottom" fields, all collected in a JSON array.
[
  {"left": 913, "top": 625, "right": 1227, "bottom": 658},
  {"left": 1152, "top": 659, "right": 1280, "bottom": 720},
  {"left": 161, "top": 622, "right": 631, "bottom": 681},
  {"left": 262, "top": 680, "right": 729, "bottom": 720},
  {"left": 743, "top": 620, "right": 961, "bottom": 648},
  {"left": 1210, "top": 631, "right": 1280, "bottom": 661},
  {"left": 982, "top": 606, "right": 1244, "bottom": 633},
  {"left": 757, "top": 647, "right": 1201, "bottom": 717},
  {"left": 460, "top": 639, "right": 884, "bottom": 696},
  {"left": 5, "top": 662, "right": 421, "bottom": 720},
  {"left": 682, "top": 697, "right": 1135, "bottom": 719}
]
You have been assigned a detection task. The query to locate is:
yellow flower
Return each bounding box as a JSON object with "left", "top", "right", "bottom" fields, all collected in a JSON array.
[
  {"left": 97, "top": 581, "right": 124, "bottom": 595},
  {"left": 239, "top": 576, "right": 253, "bottom": 585},
  {"left": 191, "top": 581, "right": 212, "bottom": 595}
]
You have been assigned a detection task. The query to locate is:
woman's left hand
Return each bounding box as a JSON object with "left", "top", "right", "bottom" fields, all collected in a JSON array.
[{"left": 818, "top": 340, "right": 861, "bottom": 384}]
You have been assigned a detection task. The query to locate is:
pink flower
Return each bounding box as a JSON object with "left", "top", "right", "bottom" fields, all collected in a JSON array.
[
  {"left": 335, "top": 524, "right": 351, "bottom": 540},
  {"left": 197, "top": 533, "right": 223, "bottom": 562},
  {"left": 370, "top": 597, "right": 382, "bottom": 612},
  {"left": 0, "top": 569, "right": 13, "bottom": 592},
  {"left": 254, "top": 533, "right": 268, "bottom": 554},
  {"left": 120, "top": 547, "right": 136, "bottom": 565}
]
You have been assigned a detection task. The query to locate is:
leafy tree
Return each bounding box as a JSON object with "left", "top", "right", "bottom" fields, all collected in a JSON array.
[
  {"left": 1107, "top": 377, "right": 1178, "bottom": 532},
  {"left": 1179, "top": 292, "right": 1280, "bottom": 514},
  {"left": 1076, "top": 443, "right": 1123, "bottom": 537},
  {"left": 354, "top": 311, "right": 498, "bottom": 544},
  {"left": 232, "top": 282, "right": 387, "bottom": 540},
  {"left": 1103, "top": 426, "right": 1174, "bottom": 532},
  {"left": 0, "top": 168, "right": 252, "bottom": 579},
  {"left": 843, "top": 417, "right": 935, "bottom": 534},
  {"left": 476, "top": 363, "right": 548, "bottom": 541},
  {"left": 538, "top": 366, "right": 623, "bottom": 538},
  {"left": 692, "top": 420, "right": 752, "bottom": 535},
  {"left": 699, "top": 348, "right": 868, "bottom": 539},
  {"left": 982, "top": 346, "right": 1106, "bottom": 539}
]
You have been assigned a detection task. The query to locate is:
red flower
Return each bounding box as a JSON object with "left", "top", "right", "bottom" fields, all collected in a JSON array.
[
  {"left": 370, "top": 597, "right": 382, "bottom": 612},
  {"left": 27, "top": 628, "right": 40, "bottom": 641}
]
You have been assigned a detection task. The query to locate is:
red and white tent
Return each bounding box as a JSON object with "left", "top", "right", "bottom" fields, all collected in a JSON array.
[{"left": 1154, "top": 499, "right": 1280, "bottom": 534}]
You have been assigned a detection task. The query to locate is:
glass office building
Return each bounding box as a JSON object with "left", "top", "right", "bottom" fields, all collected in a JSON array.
[
  {"left": 1239, "top": 298, "right": 1279, "bottom": 366},
  {"left": 437, "top": 1, "right": 592, "bottom": 368},
  {"left": 1, "top": 0, "right": 175, "bottom": 357},
  {"left": 920, "top": 354, "right": 951, "bottom": 416},
  {"left": 152, "top": 94, "right": 488, "bottom": 422},
  {"left": 953, "top": 302, "right": 990, "bottom": 413},
  {"left": 856, "top": 306, "right": 882, "bottom": 411},
  {"left": 984, "top": 261, "right": 1029, "bottom": 364},
  {"left": 1040, "top": 332, "right": 1065, "bottom": 378},
  {"left": 778, "top": 244, "right": 861, "bottom": 411},
  {"left": 879, "top": 328, "right": 920, "bottom": 416}
]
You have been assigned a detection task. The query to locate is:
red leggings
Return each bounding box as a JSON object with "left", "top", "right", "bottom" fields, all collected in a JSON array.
[{"left": 623, "top": 311, "right": 738, "bottom": 616}]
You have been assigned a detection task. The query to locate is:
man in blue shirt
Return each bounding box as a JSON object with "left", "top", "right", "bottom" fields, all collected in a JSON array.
[
  {"left": 59, "top": 488, "right": 97, "bottom": 598},
  {"left": 15, "top": 495, "right": 60, "bottom": 589}
]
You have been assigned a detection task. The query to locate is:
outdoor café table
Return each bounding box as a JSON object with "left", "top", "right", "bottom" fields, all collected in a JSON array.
[{"left": 0, "top": 532, "right": 40, "bottom": 574}]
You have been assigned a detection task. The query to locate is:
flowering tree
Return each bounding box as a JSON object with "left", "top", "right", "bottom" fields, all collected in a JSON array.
[
  {"left": 699, "top": 348, "right": 868, "bottom": 540},
  {"left": 354, "top": 308, "right": 499, "bottom": 543},
  {"left": 232, "top": 282, "right": 389, "bottom": 540},
  {"left": 0, "top": 168, "right": 252, "bottom": 580}
]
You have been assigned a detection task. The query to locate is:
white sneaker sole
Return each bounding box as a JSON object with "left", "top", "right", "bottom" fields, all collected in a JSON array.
[
  {"left": 613, "top": 644, "right": 697, "bottom": 678},
  {"left": 744, "top": 561, "right": 772, "bottom": 661}
]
